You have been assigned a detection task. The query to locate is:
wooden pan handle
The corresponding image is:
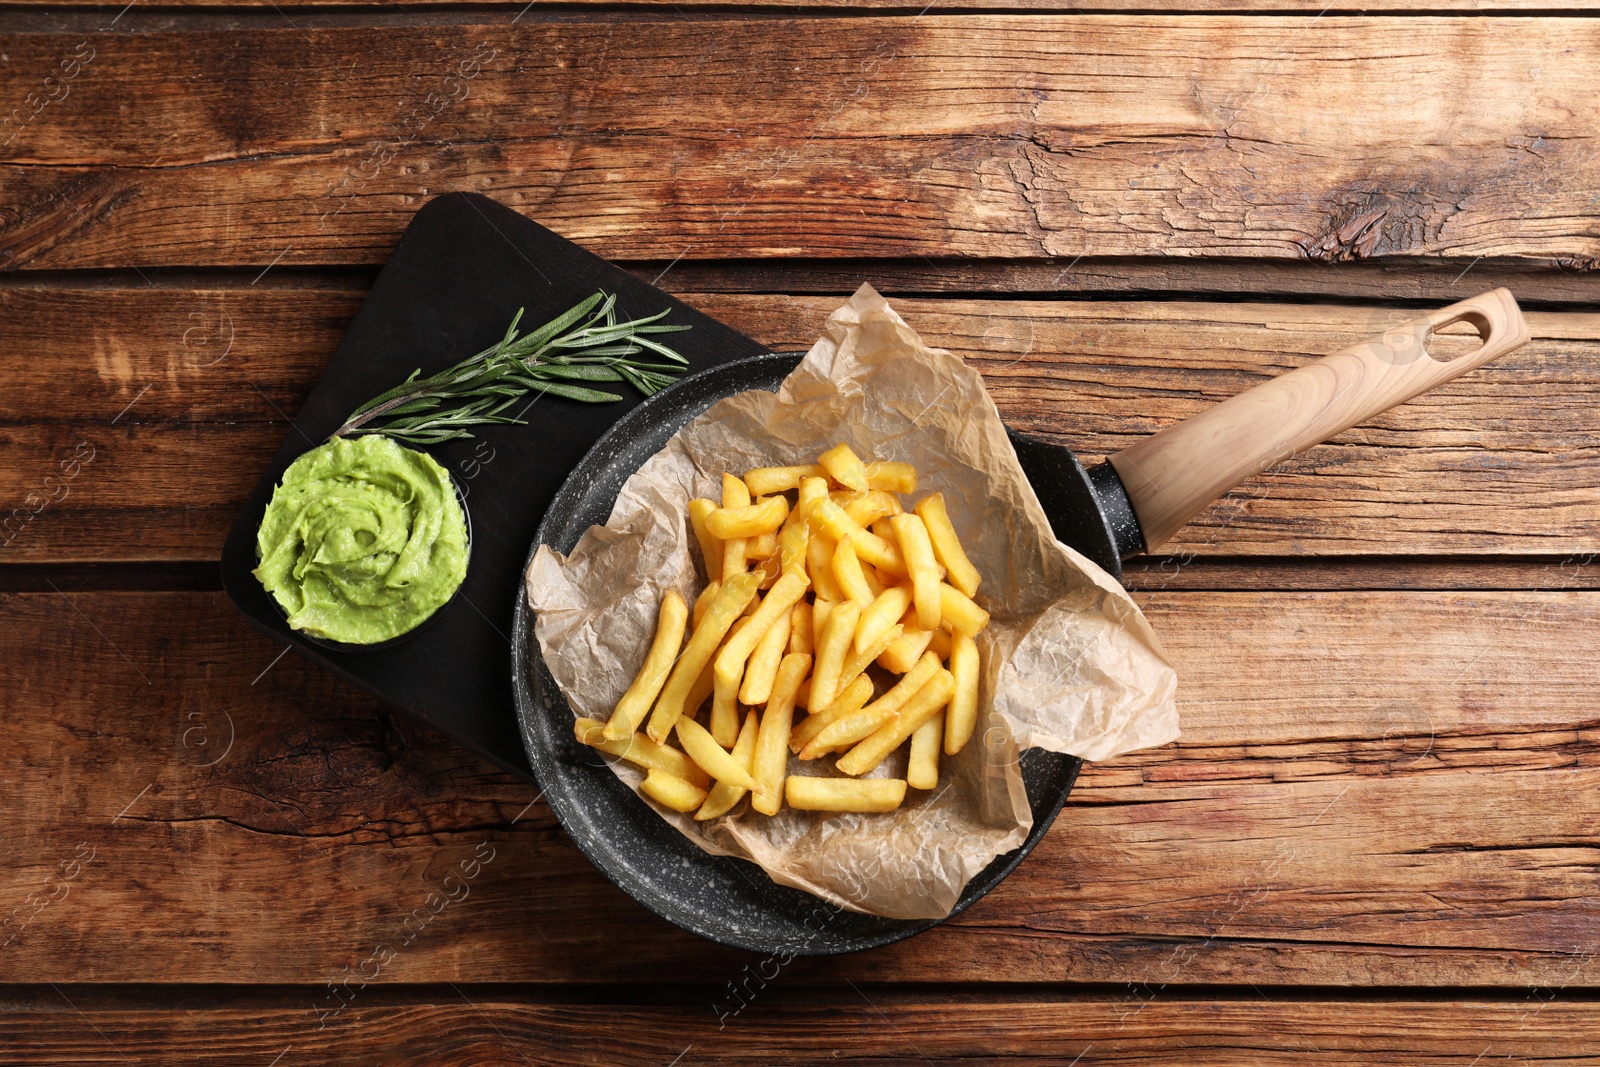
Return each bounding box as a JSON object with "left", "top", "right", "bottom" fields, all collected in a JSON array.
[{"left": 1107, "top": 288, "right": 1530, "bottom": 552}]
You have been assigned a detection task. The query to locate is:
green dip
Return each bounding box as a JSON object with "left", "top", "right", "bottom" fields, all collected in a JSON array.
[{"left": 253, "top": 436, "right": 469, "bottom": 645}]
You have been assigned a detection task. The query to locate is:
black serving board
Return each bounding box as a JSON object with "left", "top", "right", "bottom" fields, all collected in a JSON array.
[{"left": 221, "top": 192, "right": 771, "bottom": 778}]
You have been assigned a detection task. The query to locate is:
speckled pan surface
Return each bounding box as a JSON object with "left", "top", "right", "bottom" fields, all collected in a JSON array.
[{"left": 511, "top": 353, "right": 1089, "bottom": 955}]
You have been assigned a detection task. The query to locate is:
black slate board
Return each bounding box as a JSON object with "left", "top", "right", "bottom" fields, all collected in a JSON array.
[{"left": 220, "top": 192, "right": 771, "bottom": 778}]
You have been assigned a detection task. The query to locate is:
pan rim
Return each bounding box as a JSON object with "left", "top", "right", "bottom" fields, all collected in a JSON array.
[{"left": 510, "top": 352, "right": 1081, "bottom": 954}]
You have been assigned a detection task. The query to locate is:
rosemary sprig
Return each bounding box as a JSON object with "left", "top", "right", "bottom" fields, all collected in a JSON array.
[{"left": 330, "top": 291, "right": 691, "bottom": 446}]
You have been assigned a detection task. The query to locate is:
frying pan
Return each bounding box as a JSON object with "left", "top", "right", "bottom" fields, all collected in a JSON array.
[{"left": 511, "top": 289, "right": 1529, "bottom": 954}]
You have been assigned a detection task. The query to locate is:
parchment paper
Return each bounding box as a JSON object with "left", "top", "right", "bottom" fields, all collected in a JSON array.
[{"left": 525, "top": 284, "right": 1179, "bottom": 919}]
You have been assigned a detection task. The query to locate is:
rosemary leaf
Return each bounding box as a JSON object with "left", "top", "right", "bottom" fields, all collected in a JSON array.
[{"left": 332, "top": 291, "right": 691, "bottom": 443}]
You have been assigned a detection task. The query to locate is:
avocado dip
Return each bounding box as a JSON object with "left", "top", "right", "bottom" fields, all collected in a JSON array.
[{"left": 253, "top": 435, "right": 469, "bottom": 645}]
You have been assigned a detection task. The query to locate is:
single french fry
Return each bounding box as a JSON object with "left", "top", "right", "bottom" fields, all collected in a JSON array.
[
  {"left": 752, "top": 652, "right": 810, "bottom": 815},
  {"left": 785, "top": 776, "right": 906, "bottom": 813},
  {"left": 914, "top": 492, "right": 981, "bottom": 597},
  {"left": 603, "top": 591, "right": 688, "bottom": 740},
  {"left": 692, "top": 580, "right": 720, "bottom": 628},
  {"left": 944, "top": 631, "right": 980, "bottom": 755},
  {"left": 878, "top": 623, "right": 935, "bottom": 674},
  {"left": 722, "top": 536, "right": 749, "bottom": 581},
  {"left": 800, "top": 704, "right": 898, "bottom": 760},
  {"left": 939, "top": 582, "right": 991, "bottom": 637},
  {"left": 575, "top": 717, "right": 709, "bottom": 788},
  {"left": 794, "top": 675, "right": 811, "bottom": 710},
  {"left": 797, "top": 475, "right": 831, "bottom": 512},
  {"left": 891, "top": 513, "right": 942, "bottom": 631},
  {"left": 709, "top": 617, "right": 749, "bottom": 747},
  {"left": 640, "top": 769, "right": 708, "bottom": 813},
  {"left": 708, "top": 495, "right": 789, "bottom": 540},
  {"left": 809, "top": 599, "right": 860, "bottom": 711},
  {"left": 907, "top": 713, "right": 943, "bottom": 789},
  {"left": 721, "top": 471, "right": 751, "bottom": 509},
  {"left": 688, "top": 499, "right": 724, "bottom": 580},
  {"left": 789, "top": 601, "right": 814, "bottom": 655},
  {"left": 789, "top": 672, "right": 875, "bottom": 754},
  {"left": 739, "top": 605, "right": 793, "bottom": 705},
  {"left": 818, "top": 443, "right": 868, "bottom": 492},
  {"left": 745, "top": 463, "right": 826, "bottom": 497},
  {"left": 714, "top": 570, "right": 808, "bottom": 694},
  {"left": 837, "top": 669, "right": 955, "bottom": 777},
  {"left": 778, "top": 520, "right": 810, "bottom": 574},
  {"left": 926, "top": 626, "right": 953, "bottom": 661},
  {"left": 830, "top": 535, "right": 875, "bottom": 607},
  {"left": 839, "top": 489, "right": 901, "bottom": 527},
  {"left": 806, "top": 527, "right": 845, "bottom": 602},
  {"left": 720, "top": 473, "right": 750, "bottom": 581},
  {"left": 811, "top": 598, "right": 833, "bottom": 655},
  {"left": 697, "top": 711, "right": 760, "bottom": 821},
  {"left": 648, "top": 572, "right": 760, "bottom": 742},
  {"left": 746, "top": 530, "right": 778, "bottom": 559},
  {"left": 865, "top": 461, "right": 917, "bottom": 494},
  {"left": 856, "top": 585, "right": 912, "bottom": 654},
  {"left": 676, "top": 715, "right": 759, "bottom": 792}
]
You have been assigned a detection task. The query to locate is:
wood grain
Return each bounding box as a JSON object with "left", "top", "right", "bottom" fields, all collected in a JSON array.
[
  {"left": 1, "top": 589, "right": 1595, "bottom": 987},
  {"left": 3, "top": 996, "right": 1600, "bottom": 1066},
  {"left": 12, "top": 288, "right": 1594, "bottom": 562},
  {"left": 3, "top": 19, "right": 1599, "bottom": 270}
]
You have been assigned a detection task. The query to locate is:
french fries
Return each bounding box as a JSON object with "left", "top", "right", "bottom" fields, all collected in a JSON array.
[
  {"left": 676, "top": 715, "right": 759, "bottom": 792},
  {"left": 914, "top": 493, "right": 981, "bottom": 597},
  {"left": 697, "top": 712, "right": 760, "bottom": 821},
  {"left": 708, "top": 495, "right": 789, "bottom": 540},
  {"left": 688, "top": 499, "right": 724, "bottom": 580},
  {"left": 818, "top": 443, "right": 868, "bottom": 492},
  {"left": 647, "top": 571, "right": 759, "bottom": 743},
  {"left": 789, "top": 673, "right": 874, "bottom": 754},
  {"left": 720, "top": 473, "right": 751, "bottom": 582},
  {"left": 576, "top": 718, "right": 709, "bottom": 788},
  {"left": 752, "top": 653, "right": 809, "bottom": 815},
  {"left": 786, "top": 776, "right": 907, "bottom": 813},
  {"left": 907, "top": 714, "right": 943, "bottom": 790},
  {"left": 836, "top": 669, "right": 956, "bottom": 777},
  {"left": 890, "top": 513, "right": 942, "bottom": 631},
  {"left": 640, "top": 769, "right": 708, "bottom": 812},
  {"left": 739, "top": 605, "right": 793, "bottom": 706},
  {"left": 944, "top": 631, "right": 980, "bottom": 755},
  {"left": 582, "top": 444, "right": 991, "bottom": 820},
  {"left": 856, "top": 585, "right": 911, "bottom": 654},
  {"left": 746, "top": 464, "right": 825, "bottom": 497},
  {"left": 604, "top": 591, "right": 688, "bottom": 740},
  {"left": 865, "top": 461, "right": 917, "bottom": 494}
]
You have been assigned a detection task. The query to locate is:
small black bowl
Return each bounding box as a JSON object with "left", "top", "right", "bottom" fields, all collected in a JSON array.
[{"left": 257, "top": 465, "right": 474, "bottom": 655}]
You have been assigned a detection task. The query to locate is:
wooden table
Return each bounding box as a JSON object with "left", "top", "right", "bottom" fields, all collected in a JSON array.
[{"left": 3, "top": 3, "right": 1598, "bottom": 1063}]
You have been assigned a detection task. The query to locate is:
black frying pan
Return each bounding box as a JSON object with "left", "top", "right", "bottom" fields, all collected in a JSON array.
[{"left": 511, "top": 290, "right": 1528, "bottom": 955}]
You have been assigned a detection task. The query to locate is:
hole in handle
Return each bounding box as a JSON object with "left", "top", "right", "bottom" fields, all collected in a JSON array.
[{"left": 1421, "top": 309, "right": 1492, "bottom": 364}]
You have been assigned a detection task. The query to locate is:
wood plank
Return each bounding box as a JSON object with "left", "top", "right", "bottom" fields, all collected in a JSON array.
[
  {"left": 2, "top": 589, "right": 1596, "bottom": 987},
  {"left": 4, "top": 288, "right": 1594, "bottom": 562},
  {"left": 3, "top": 996, "right": 1600, "bottom": 1066},
  {"left": 13, "top": 0, "right": 1600, "bottom": 9},
  {"left": 648, "top": 256, "right": 1600, "bottom": 309},
  {"left": 3, "top": 18, "right": 1599, "bottom": 270}
]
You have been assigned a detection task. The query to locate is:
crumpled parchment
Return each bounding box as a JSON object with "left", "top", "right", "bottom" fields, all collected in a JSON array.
[{"left": 525, "top": 284, "right": 1179, "bottom": 919}]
